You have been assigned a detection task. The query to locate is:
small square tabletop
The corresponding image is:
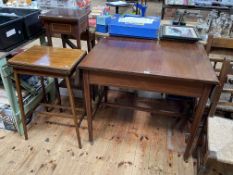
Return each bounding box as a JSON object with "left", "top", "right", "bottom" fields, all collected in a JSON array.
[
  {"left": 40, "top": 8, "right": 90, "bottom": 22},
  {"left": 8, "top": 46, "right": 86, "bottom": 75}
]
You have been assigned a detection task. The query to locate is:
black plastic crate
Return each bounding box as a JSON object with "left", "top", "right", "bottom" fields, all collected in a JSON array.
[
  {"left": 0, "top": 8, "right": 42, "bottom": 38},
  {"left": 0, "top": 16, "right": 25, "bottom": 51}
]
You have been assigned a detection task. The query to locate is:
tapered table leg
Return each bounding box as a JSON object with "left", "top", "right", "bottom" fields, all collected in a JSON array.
[
  {"left": 61, "top": 34, "right": 67, "bottom": 48},
  {"left": 184, "top": 86, "right": 211, "bottom": 161},
  {"left": 104, "top": 86, "right": 108, "bottom": 103},
  {"left": 54, "top": 78, "right": 62, "bottom": 112},
  {"left": 40, "top": 77, "right": 49, "bottom": 112},
  {"left": 14, "top": 70, "right": 28, "bottom": 140},
  {"left": 66, "top": 77, "right": 82, "bottom": 148},
  {"left": 83, "top": 71, "right": 93, "bottom": 142}
]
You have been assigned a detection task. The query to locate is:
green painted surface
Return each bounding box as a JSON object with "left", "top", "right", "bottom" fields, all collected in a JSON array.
[{"left": 0, "top": 36, "right": 56, "bottom": 136}]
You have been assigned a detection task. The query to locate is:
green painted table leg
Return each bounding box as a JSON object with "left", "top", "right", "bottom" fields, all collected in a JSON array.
[
  {"left": 39, "top": 34, "right": 47, "bottom": 46},
  {"left": 0, "top": 57, "right": 24, "bottom": 134},
  {"left": 0, "top": 35, "right": 55, "bottom": 136},
  {"left": 0, "top": 57, "right": 56, "bottom": 136}
]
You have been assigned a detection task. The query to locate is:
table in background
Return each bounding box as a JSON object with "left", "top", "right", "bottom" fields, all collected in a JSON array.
[
  {"left": 79, "top": 37, "right": 218, "bottom": 161},
  {"left": 106, "top": 1, "right": 134, "bottom": 14},
  {"left": 40, "top": 8, "right": 93, "bottom": 51},
  {"left": 106, "top": 0, "right": 147, "bottom": 14}
]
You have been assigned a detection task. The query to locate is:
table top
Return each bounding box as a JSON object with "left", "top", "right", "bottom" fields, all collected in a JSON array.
[
  {"left": 8, "top": 46, "right": 86, "bottom": 74},
  {"left": 39, "top": 8, "right": 90, "bottom": 22},
  {"left": 79, "top": 37, "right": 218, "bottom": 84},
  {"left": 106, "top": 1, "right": 133, "bottom": 7}
]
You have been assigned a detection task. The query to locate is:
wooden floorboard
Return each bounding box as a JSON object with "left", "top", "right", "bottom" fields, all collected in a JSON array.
[{"left": 0, "top": 94, "right": 197, "bottom": 175}]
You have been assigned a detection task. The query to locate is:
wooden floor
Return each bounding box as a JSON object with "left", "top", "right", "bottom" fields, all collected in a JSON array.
[{"left": 0, "top": 91, "right": 197, "bottom": 175}]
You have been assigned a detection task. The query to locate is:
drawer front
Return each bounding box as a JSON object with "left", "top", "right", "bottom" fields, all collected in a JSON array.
[{"left": 50, "top": 23, "right": 72, "bottom": 34}]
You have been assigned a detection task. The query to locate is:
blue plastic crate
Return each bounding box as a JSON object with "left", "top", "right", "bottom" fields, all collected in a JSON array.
[
  {"left": 96, "top": 24, "right": 108, "bottom": 33},
  {"left": 96, "top": 15, "right": 111, "bottom": 25},
  {"left": 109, "top": 16, "right": 160, "bottom": 39}
]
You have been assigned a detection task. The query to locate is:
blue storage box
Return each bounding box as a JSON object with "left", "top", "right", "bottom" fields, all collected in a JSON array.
[
  {"left": 96, "top": 24, "right": 108, "bottom": 33},
  {"left": 96, "top": 15, "right": 111, "bottom": 25},
  {"left": 109, "top": 16, "right": 161, "bottom": 39}
]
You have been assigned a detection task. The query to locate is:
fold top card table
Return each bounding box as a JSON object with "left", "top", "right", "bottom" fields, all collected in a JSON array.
[{"left": 79, "top": 37, "right": 218, "bottom": 161}]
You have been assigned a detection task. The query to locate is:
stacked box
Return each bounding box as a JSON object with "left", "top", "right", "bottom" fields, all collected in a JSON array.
[
  {"left": 0, "top": 16, "right": 25, "bottom": 51},
  {"left": 96, "top": 15, "right": 111, "bottom": 33}
]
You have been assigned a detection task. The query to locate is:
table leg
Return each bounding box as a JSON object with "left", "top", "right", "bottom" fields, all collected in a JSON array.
[
  {"left": 79, "top": 69, "right": 87, "bottom": 117},
  {"left": 184, "top": 86, "right": 211, "bottom": 161},
  {"left": 161, "top": 6, "right": 165, "bottom": 19},
  {"left": 61, "top": 34, "right": 67, "bottom": 48},
  {"left": 54, "top": 78, "right": 62, "bottom": 112},
  {"left": 14, "top": 71, "right": 28, "bottom": 140},
  {"left": 66, "top": 77, "right": 82, "bottom": 148},
  {"left": 40, "top": 77, "right": 49, "bottom": 112},
  {"left": 83, "top": 71, "right": 93, "bottom": 142},
  {"left": 47, "top": 34, "right": 53, "bottom": 47},
  {"left": 86, "top": 29, "right": 92, "bottom": 52},
  {"left": 39, "top": 34, "right": 47, "bottom": 46},
  {"left": 136, "top": 2, "right": 138, "bottom": 15},
  {"left": 44, "top": 24, "right": 53, "bottom": 46},
  {"left": 116, "top": 6, "right": 119, "bottom": 14},
  {"left": 75, "top": 31, "right": 81, "bottom": 49},
  {"left": 91, "top": 39, "right": 95, "bottom": 48},
  {"left": 104, "top": 86, "right": 108, "bottom": 103}
]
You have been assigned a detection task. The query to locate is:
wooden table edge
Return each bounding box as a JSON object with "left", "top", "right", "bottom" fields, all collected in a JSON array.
[
  {"left": 8, "top": 52, "right": 87, "bottom": 76},
  {"left": 78, "top": 67, "right": 219, "bottom": 85}
]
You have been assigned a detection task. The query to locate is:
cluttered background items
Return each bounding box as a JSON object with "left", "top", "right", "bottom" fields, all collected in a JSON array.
[
  {"left": 197, "top": 10, "right": 233, "bottom": 38},
  {"left": 166, "top": 0, "right": 233, "bottom": 6},
  {"left": 1, "top": 0, "right": 33, "bottom": 6},
  {"left": 37, "top": 0, "right": 91, "bottom": 9},
  {"left": 1, "top": 0, "right": 91, "bottom": 8},
  {"left": 172, "top": 9, "right": 233, "bottom": 39}
]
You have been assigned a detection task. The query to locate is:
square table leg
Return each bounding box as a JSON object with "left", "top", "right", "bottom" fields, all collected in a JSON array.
[
  {"left": 44, "top": 24, "right": 53, "bottom": 47},
  {"left": 61, "top": 34, "right": 67, "bottom": 48},
  {"left": 85, "top": 28, "right": 92, "bottom": 52},
  {"left": 65, "top": 77, "right": 82, "bottom": 148},
  {"left": 104, "top": 86, "right": 108, "bottom": 103},
  {"left": 83, "top": 71, "right": 93, "bottom": 142},
  {"left": 75, "top": 29, "right": 81, "bottom": 49},
  {"left": 54, "top": 78, "right": 62, "bottom": 112},
  {"left": 13, "top": 70, "right": 28, "bottom": 140},
  {"left": 115, "top": 6, "right": 119, "bottom": 14},
  {"left": 184, "top": 86, "right": 211, "bottom": 161},
  {"left": 40, "top": 77, "right": 49, "bottom": 112}
]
